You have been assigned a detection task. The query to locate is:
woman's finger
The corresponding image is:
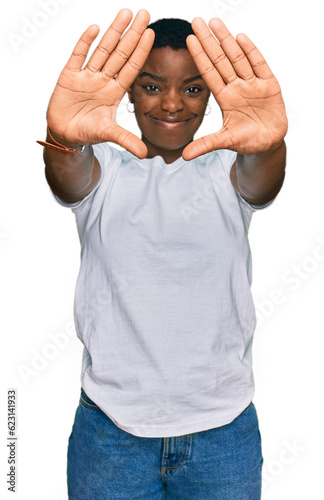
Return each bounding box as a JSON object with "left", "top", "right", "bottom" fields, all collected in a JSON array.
[
  {"left": 208, "top": 18, "right": 254, "bottom": 80},
  {"left": 65, "top": 25, "right": 100, "bottom": 72},
  {"left": 236, "top": 33, "right": 274, "bottom": 80},
  {"left": 108, "top": 123, "right": 148, "bottom": 158},
  {"left": 182, "top": 129, "right": 232, "bottom": 160},
  {"left": 116, "top": 28, "right": 155, "bottom": 91},
  {"left": 101, "top": 9, "right": 151, "bottom": 78},
  {"left": 85, "top": 9, "right": 133, "bottom": 74},
  {"left": 191, "top": 17, "right": 236, "bottom": 84},
  {"left": 186, "top": 34, "right": 226, "bottom": 97}
]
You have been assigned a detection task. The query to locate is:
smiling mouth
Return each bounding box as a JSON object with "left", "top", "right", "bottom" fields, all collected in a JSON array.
[{"left": 150, "top": 116, "right": 193, "bottom": 129}]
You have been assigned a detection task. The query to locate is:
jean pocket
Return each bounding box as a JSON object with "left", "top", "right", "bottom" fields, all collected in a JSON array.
[{"left": 79, "top": 388, "right": 101, "bottom": 410}]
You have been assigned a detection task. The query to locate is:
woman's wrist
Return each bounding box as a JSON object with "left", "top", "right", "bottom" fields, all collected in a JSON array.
[
  {"left": 36, "top": 126, "right": 85, "bottom": 156},
  {"left": 46, "top": 127, "right": 84, "bottom": 150}
]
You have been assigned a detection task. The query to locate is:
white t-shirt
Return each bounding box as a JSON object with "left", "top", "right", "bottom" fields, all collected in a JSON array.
[{"left": 54, "top": 143, "right": 271, "bottom": 438}]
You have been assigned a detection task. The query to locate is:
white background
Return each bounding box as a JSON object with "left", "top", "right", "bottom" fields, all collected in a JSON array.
[{"left": 1, "top": 0, "right": 323, "bottom": 498}]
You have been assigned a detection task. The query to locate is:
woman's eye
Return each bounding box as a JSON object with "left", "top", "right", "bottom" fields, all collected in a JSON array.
[
  {"left": 186, "top": 86, "right": 201, "bottom": 94},
  {"left": 143, "top": 84, "right": 159, "bottom": 92}
]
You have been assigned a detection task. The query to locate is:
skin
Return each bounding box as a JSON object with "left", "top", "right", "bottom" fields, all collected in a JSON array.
[
  {"left": 128, "top": 47, "right": 210, "bottom": 164},
  {"left": 42, "top": 9, "right": 287, "bottom": 205}
]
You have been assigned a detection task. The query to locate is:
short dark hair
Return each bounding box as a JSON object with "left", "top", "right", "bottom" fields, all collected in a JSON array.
[{"left": 148, "top": 18, "right": 194, "bottom": 50}]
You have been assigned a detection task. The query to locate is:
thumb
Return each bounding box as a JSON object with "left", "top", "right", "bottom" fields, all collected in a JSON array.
[
  {"left": 107, "top": 124, "right": 148, "bottom": 159},
  {"left": 182, "top": 130, "right": 232, "bottom": 161}
]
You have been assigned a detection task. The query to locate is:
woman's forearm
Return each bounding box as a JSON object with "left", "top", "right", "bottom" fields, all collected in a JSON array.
[{"left": 230, "top": 140, "right": 286, "bottom": 205}]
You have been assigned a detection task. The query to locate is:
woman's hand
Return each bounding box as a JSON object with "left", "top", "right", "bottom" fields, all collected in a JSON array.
[
  {"left": 182, "top": 18, "right": 288, "bottom": 160},
  {"left": 46, "top": 9, "right": 155, "bottom": 158}
]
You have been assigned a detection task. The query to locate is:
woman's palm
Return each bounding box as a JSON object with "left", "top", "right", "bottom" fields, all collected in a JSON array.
[
  {"left": 46, "top": 9, "right": 154, "bottom": 157},
  {"left": 183, "top": 18, "right": 288, "bottom": 160}
]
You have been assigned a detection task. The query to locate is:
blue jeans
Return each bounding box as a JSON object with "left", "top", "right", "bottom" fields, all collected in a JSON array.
[{"left": 67, "top": 389, "right": 263, "bottom": 499}]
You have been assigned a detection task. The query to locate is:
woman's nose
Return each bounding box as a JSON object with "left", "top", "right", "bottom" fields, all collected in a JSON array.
[{"left": 160, "top": 90, "right": 184, "bottom": 113}]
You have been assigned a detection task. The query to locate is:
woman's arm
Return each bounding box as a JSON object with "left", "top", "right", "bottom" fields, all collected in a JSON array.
[
  {"left": 42, "top": 129, "right": 99, "bottom": 203},
  {"left": 183, "top": 17, "right": 288, "bottom": 203},
  {"left": 230, "top": 140, "right": 286, "bottom": 205},
  {"left": 38, "top": 9, "right": 154, "bottom": 202}
]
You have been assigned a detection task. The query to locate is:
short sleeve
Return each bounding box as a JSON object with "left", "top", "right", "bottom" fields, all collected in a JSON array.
[{"left": 237, "top": 193, "right": 276, "bottom": 212}]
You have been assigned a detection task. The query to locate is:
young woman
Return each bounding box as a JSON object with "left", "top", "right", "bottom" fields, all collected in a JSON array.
[{"left": 38, "top": 9, "right": 287, "bottom": 499}]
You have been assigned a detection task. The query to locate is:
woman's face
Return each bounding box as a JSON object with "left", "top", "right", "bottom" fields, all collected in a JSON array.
[{"left": 129, "top": 47, "right": 210, "bottom": 163}]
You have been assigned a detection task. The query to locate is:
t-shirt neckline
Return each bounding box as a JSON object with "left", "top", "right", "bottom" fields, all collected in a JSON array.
[{"left": 133, "top": 154, "right": 187, "bottom": 174}]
